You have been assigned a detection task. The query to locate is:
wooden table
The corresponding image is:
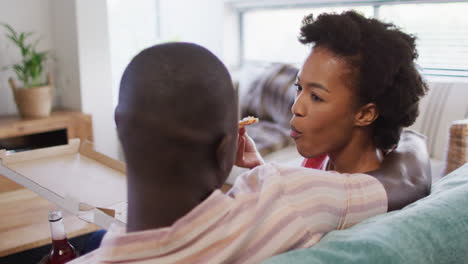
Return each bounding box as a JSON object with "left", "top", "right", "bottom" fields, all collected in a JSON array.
[{"left": 0, "top": 111, "right": 98, "bottom": 257}]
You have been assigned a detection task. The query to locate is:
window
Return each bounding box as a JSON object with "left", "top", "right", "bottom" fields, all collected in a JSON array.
[
  {"left": 235, "top": 1, "right": 468, "bottom": 77},
  {"left": 243, "top": 6, "right": 373, "bottom": 64},
  {"left": 379, "top": 2, "right": 468, "bottom": 77}
]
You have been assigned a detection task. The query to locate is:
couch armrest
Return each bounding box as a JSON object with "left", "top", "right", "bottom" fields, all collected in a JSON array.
[{"left": 443, "top": 119, "right": 468, "bottom": 175}]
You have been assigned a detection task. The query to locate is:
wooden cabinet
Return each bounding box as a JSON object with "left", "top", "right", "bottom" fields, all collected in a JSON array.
[{"left": 0, "top": 111, "right": 93, "bottom": 151}]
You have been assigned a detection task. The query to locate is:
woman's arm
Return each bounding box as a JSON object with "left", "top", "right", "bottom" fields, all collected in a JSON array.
[{"left": 368, "top": 130, "right": 431, "bottom": 211}]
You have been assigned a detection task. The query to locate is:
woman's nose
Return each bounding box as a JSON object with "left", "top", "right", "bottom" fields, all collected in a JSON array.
[{"left": 291, "top": 94, "right": 305, "bottom": 117}]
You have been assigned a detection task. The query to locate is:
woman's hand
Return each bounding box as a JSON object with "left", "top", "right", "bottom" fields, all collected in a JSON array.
[{"left": 235, "top": 127, "right": 264, "bottom": 169}]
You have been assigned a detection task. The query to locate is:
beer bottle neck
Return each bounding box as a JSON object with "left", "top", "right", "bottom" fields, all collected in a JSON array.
[{"left": 49, "top": 217, "right": 67, "bottom": 242}]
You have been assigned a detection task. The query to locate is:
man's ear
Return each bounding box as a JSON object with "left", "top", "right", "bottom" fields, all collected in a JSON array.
[
  {"left": 216, "top": 134, "right": 235, "bottom": 173},
  {"left": 355, "top": 102, "right": 379, "bottom": 127}
]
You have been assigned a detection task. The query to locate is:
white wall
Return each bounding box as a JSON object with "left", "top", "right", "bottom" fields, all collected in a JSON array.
[
  {"left": 157, "top": 0, "right": 240, "bottom": 68},
  {"left": 50, "top": 0, "right": 81, "bottom": 111},
  {"left": 159, "top": 0, "right": 225, "bottom": 60},
  {"left": 0, "top": 0, "right": 56, "bottom": 115},
  {"left": 107, "top": 0, "right": 158, "bottom": 109},
  {"left": 223, "top": 2, "right": 240, "bottom": 68},
  {"left": 75, "top": 0, "right": 119, "bottom": 159}
]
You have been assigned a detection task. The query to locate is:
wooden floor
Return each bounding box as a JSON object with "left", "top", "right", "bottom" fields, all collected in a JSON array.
[{"left": 0, "top": 174, "right": 99, "bottom": 257}]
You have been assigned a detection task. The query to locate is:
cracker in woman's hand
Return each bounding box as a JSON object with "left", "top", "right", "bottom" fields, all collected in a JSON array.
[{"left": 239, "top": 116, "right": 259, "bottom": 128}]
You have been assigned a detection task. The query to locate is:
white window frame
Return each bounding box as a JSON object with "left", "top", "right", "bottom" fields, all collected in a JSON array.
[{"left": 226, "top": 0, "right": 468, "bottom": 77}]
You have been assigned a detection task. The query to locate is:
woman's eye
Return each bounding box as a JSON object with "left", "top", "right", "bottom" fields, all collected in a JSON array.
[
  {"left": 294, "top": 82, "right": 302, "bottom": 92},
  {"left": 311, "top": 93, "right": 323, "bottom": 102}
]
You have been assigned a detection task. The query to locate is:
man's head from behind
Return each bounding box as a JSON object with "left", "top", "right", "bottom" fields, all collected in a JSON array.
[{"left": 115, "top": 43, "right": 237, "bottom": 195}]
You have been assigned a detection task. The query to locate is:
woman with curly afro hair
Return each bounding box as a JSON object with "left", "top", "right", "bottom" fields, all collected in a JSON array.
[{"left": 236, "top": 11, "right": 431, "bottom": 211}]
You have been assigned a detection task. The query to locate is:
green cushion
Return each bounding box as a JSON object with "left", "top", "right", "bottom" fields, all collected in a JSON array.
[{"left": 262, "top": 163, "right": 468, "bottom": 264}]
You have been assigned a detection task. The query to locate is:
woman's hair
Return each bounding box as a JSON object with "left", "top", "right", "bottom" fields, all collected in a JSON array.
[{"left": 299, "top": 11, "right": 428, "bottom": 150}]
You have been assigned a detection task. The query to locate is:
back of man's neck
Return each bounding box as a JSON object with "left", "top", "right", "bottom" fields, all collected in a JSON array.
[{"left": 126, "top": 172, "right": 217, "bottom": 233}]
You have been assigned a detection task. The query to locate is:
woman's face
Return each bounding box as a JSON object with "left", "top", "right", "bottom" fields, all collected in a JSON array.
[{"left": 290, "top": 47, "right": 358, "bottom": 158}]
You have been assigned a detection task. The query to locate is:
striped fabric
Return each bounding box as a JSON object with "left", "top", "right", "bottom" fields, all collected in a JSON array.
[
  {"left": 240, "top": 63, "right": 298, "bottom": 156},
  {"left": 240, "top": 63, "right": 297, "bottom": 128},
  {"left": 70, "top": 164, "right": 387, "bottom": 264}
]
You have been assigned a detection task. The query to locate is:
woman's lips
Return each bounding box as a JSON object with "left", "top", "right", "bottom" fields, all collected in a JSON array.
[{"left": 290, "top": 125, "right": 302, "bottom": 139}]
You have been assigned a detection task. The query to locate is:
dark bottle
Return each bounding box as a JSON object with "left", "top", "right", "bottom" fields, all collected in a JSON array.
[{"left": 48, "top": 210, "right": 77, "bottom": 264}]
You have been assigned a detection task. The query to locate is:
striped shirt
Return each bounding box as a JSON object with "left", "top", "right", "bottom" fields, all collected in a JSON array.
[{"left": 70, "top": 163, "right": 387, "bottom": 264}]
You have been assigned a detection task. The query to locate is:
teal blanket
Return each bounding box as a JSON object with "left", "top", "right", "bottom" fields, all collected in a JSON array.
[{"left": 263, "top": 163, "right": 468, "bottom": 264}]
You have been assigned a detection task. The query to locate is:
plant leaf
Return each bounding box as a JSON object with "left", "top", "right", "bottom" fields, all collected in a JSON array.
[
  {"left": 2, "top": 23, "right": 18, "bottom": 39},
  {"left": 6, "top": 35, "right": 20, "bottom": 46},
  {"left": 19, "top": 32, "right": 24, "bottom": 45},
  {"left": 3, "top": 23, "right": 48, "bottom": 88}
]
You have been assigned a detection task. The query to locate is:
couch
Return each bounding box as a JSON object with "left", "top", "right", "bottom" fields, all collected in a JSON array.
[
  {"left": 262, "top": 163, "right": 468, "bottom": 264},
  {"left": 228, "top": 63, "right": 468, "bottom": 184}
]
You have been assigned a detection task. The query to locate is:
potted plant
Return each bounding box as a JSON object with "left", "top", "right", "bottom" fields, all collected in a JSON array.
[{"left": 2, "top": 23, "right": 53, "bottom": 118}]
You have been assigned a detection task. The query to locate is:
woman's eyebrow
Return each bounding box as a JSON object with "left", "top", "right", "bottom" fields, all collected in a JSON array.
[{"left": 297, "top": 77, "right": 329, "bottom": 93}]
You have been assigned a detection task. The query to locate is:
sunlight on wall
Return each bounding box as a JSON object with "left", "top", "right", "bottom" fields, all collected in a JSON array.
[{"left": 107, "top": 0, "right": 158, "bottom": 110}]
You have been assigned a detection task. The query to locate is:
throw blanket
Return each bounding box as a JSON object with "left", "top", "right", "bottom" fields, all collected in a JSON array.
[{"left": 240, "top": 63, "right": 298, "bottom": 155}]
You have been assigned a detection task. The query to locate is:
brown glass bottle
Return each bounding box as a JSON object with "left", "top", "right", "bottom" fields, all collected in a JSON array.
[{"left": 48, "top": 210, "right": 77, "bottom": 264}]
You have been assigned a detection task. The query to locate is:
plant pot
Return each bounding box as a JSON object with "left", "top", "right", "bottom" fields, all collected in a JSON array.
[{"left": 9, "top": 74, "right": 53, "bottom": 118}]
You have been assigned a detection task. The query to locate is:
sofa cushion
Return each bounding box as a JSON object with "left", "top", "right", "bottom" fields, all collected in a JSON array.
[{"left": 262, "top": 163, "right": 468, "bottom": 264}]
